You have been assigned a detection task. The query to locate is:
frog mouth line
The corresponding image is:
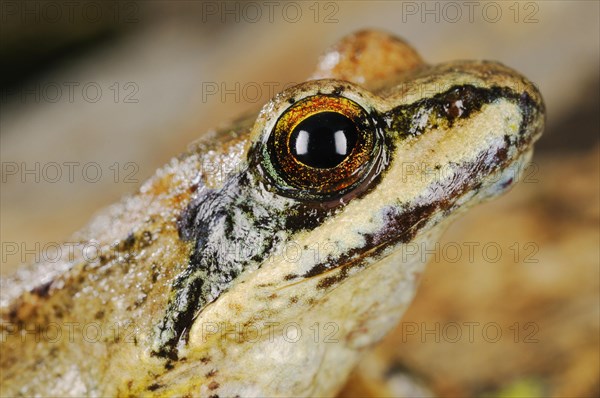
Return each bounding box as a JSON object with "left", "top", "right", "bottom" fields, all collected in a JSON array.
[
  {"left": 295, "top": 144, "right": 534, "bottom": 291},
  {"left": 288, "top": 90, "right": 544, "bottom": 288}
]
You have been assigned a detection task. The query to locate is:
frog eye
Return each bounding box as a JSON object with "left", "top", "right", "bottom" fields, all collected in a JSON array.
[{"left": 265, "top": 95, "right": 378, "bottom": 198}]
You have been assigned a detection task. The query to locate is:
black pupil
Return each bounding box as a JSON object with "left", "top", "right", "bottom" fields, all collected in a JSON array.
[{"left": 289, "top": 112, "right": 358, "bottom": 169}]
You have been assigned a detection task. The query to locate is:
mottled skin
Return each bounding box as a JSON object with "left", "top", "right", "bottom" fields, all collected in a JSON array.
[{"left": 0, "top": 31, "right": 544, "bottom": 397}]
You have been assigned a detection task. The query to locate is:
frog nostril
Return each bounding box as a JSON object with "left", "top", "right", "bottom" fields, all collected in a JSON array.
[
  {"left": 442, "top": 86, "right": 477, "bottom": 121},
  {"left": 501, "top": 177, "right": 514, "bottom": 189},
  {"left": 443, "top": 98, "right": 465, "bottom": 119}
]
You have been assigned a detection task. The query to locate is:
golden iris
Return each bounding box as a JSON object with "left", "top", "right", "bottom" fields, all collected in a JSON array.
[{"left": 268, "top": 95, "right": 375, "bottom": 196}]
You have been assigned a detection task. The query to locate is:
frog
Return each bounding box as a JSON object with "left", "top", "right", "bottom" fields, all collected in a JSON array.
[{"left": 0, "top": 30, "right": 544, "bottom": 397}]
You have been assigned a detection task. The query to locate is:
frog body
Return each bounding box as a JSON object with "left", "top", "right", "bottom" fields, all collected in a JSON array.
[{"left": 0, "top": 31, "right": 544, "bottom": 397}]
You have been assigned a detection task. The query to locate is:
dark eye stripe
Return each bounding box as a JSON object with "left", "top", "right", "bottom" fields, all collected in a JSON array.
[{"left": 386, "top": 85, "right": 539, "bottom": 138}]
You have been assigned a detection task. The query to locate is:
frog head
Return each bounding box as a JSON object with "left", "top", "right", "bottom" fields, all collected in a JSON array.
[{"left": 150, "top": 30, "right": 544, "bottom": 396}]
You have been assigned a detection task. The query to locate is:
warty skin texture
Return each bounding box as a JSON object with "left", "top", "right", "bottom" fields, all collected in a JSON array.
[{"left": 0, "top": 30, "right": 544, "bottom": 397}]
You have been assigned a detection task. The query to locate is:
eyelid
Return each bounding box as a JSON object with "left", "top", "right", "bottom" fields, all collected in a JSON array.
[{"left": 261, "top": 94, "right": 379, "bottom": 199}]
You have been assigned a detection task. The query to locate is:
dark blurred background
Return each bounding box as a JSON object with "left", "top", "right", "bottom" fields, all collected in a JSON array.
[{"left": 1, "top": 1, "right": 598, "bottom": 397}]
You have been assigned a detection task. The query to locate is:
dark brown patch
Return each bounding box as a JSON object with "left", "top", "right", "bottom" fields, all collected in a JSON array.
[
  {"left": 317, "top": 273, "right": 345, "bottom": 290},
  {"left": 208, "top": 381, "right": 220, "bottom": 390},
  {"left": 315, "top": 258, "right": 357, "bottom": 289},
  {"left": 283, "top": 273, "right": 298, "bottom": 281},
  {"left": 200, "top": 356, "right": 211, "bottom": 364},
  {"left": 7, "top": 307, "right": 18, "bottom": 322},
  {"left": 31, "top": 281, "right": 52, "bottom": 298},
  {"left": 147, "top": 383, "right": 161, "bottom": 391},
  {"left": 205, "top": 369, "right": 218, "bottom": 377},
  {"left": 304, "top": 263, "right": 329, "bottom": 278},
  {"left": 495, "top": 146, "right": 508, "bottom": 163},
  {"left": 332, "top": 85, "right": 344, "bottom": 96},
  {"left": 121, "top": 232, "right": 136, "bottom": 251},
  {"left": 151, "top": 262, "right": 160, "bottom": 283},
  {"left": 53, "top": 306, "right": 64, "bottom": 318}
]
